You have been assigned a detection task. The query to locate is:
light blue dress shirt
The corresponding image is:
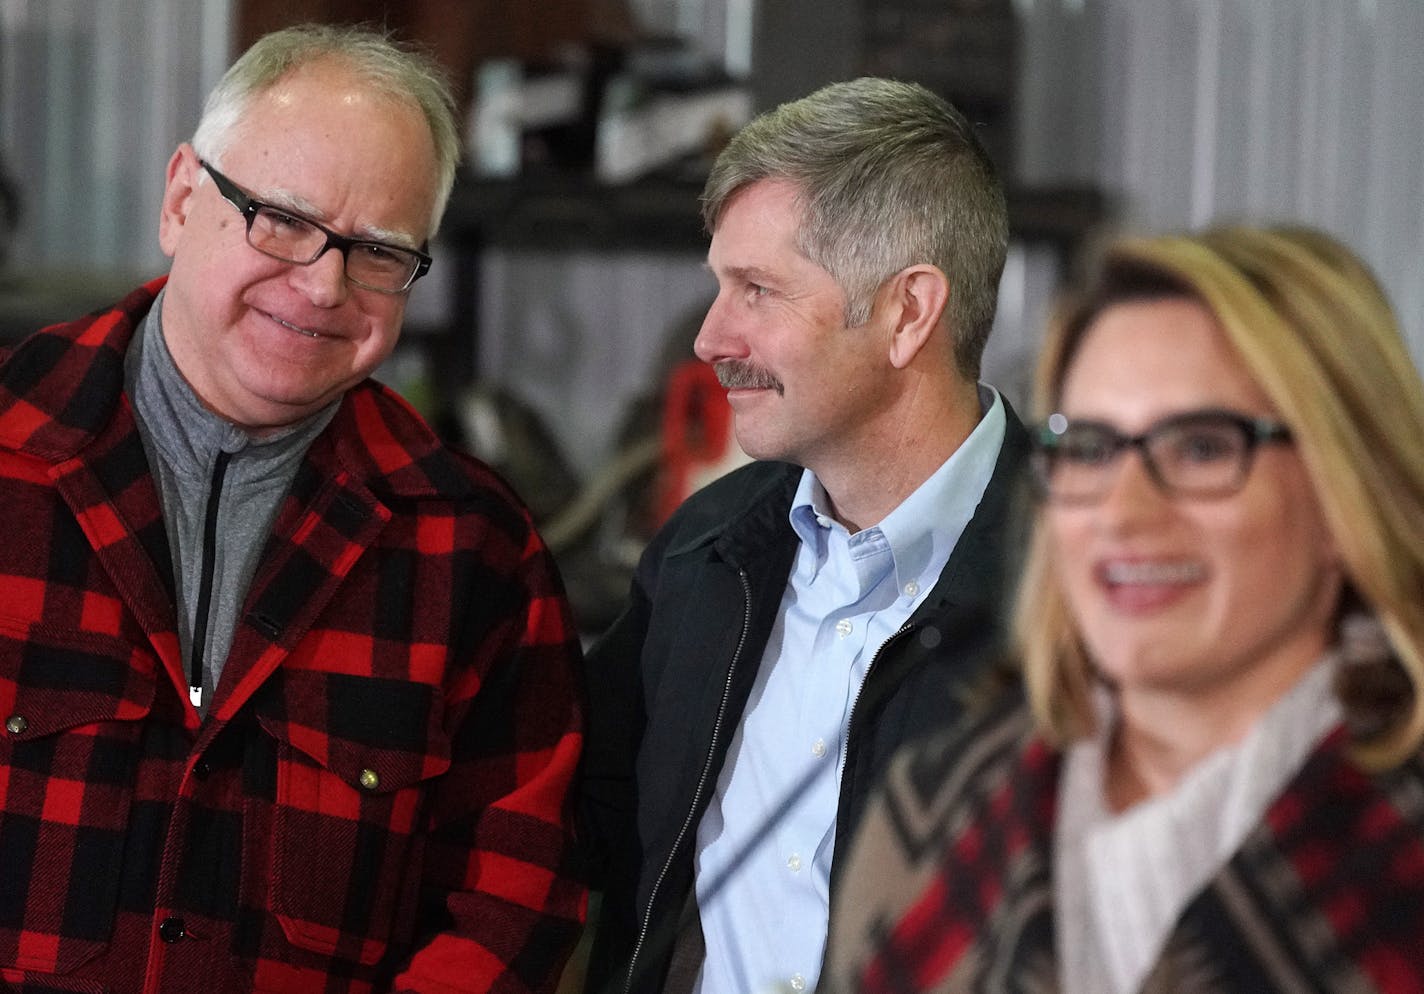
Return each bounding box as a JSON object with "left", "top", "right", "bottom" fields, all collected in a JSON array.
[{"left": 692, "top": 386, "right": 1006, "bottom": 994}]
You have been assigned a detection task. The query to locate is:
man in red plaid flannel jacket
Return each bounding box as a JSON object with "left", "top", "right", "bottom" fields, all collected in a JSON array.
[{"left": 0, "top": 24, "right": 584, "bottom": 994}]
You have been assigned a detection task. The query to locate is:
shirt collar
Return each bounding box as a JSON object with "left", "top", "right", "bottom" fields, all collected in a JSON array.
[{"left": 788, "top": 384, "right": 1007, "bottom": 593}]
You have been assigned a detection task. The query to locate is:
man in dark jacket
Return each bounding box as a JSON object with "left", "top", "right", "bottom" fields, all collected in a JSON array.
[
  {"left": 0, "top": 25, "right": 584, "bottom": 994},
  {"left": 581, "top": 78, "right": 1028, "bottom": 994}
]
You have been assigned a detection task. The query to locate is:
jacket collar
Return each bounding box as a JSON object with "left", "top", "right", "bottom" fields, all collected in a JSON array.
[
  {"left": 318, "top": 381, "right": 480, "bottom": 502},
  {"left": 0, "top": 278, "right": 160, "bottom": 461},
  {"left": 657, "top": 462, "right": 800, "bottom": 567},
  {"left": 920, "top": 398, "right": 1031, "bottom": 615}
]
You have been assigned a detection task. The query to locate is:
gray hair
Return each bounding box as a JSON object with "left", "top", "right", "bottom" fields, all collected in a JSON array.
[
  {"left": 191, "top": 23, "right": 460, "bottom": 235},
  {"left": 702, "top": 77, "right": 1008, "bottom": 380}
]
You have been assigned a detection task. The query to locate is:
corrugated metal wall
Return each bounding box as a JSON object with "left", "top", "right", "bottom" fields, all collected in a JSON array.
[
  {"left": 1017, "top": 0, "right": 1424, "bottom": 360},
  {"left": 0, "top": 0, "right": 231, "bottom": 277}
]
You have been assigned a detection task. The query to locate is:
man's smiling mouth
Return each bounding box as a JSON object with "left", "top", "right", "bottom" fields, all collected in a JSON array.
[{"left": 271, "top": 313, "right": 321, "bottom": 338}]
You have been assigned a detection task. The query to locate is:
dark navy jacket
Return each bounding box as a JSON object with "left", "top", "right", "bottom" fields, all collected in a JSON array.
[{"left": 581, "top": 405, "right": 1031, "bottom": 994}]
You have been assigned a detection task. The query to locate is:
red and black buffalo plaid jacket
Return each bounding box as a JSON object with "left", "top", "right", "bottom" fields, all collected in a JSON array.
[{"left": 0, "top": 279, "right": 586, "bottom": 994}]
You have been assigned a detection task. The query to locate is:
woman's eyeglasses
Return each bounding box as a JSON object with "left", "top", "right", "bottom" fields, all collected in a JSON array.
[{"left": 1030, "top": 408, "right": 1294, "bottom": 503}]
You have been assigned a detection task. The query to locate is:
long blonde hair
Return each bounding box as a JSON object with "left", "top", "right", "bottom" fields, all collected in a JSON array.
[{"left": 1018, "top": 225, "right": 1424, "bottom": 768}]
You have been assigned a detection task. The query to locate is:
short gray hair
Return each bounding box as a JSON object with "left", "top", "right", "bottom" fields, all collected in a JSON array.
[
  {"left": 702, "top": 77, "right": 1008, "bottom": 380},
  {"left": 192, "top": 23, "right": 460, "bottom": 235}
]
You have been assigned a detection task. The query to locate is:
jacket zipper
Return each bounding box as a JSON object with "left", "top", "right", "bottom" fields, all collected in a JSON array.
[
  {"left": 624, "top": 568, "right": 753, "bottom": 994},
  {"left": 834, "top": 618, "right": 917, "bottom": 857},
  {"left": 188, "top": 450, "right": 231, "bottom": 710},
  {"left": 841, "top": 621, "right": 914, "bottom": 759}
]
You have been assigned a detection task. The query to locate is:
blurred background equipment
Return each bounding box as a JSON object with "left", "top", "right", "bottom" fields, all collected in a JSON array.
[{"left": 655, "top": 360, "right": 748, "bottom": 525}]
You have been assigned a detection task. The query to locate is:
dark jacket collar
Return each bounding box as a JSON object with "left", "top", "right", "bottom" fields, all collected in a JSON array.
[{"left": 711, "top": 463, "right": 801, "bottom": 567}]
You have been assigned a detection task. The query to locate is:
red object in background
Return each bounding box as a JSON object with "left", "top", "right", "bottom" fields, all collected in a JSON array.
[{"left": 657, "top": 360, "right": 747, "bottom": 525}]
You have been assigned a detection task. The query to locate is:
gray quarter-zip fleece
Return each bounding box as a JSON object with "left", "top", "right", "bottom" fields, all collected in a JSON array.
[{"left": 124, "top": 291, "right": 336, "bottom": 714}]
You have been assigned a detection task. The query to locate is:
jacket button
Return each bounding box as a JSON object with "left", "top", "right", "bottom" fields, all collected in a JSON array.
[
  {"left": 192, "top": 759, "right": 211, "bottom": 780},
  {"left": 4, "top": 715, "right": 26, "bottom": 735},
  {"left": 159, "top": 917, "right": 186, "bottom": 943},
  {"left": 358, "top": 768, "right": 380, "bottom": 791}
]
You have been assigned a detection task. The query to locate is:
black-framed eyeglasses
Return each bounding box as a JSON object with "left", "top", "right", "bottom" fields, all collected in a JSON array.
[
  {"left": 1030, "top": 408, "right": 1294, "bottom": 503},
  {"left": 200, "top": 159, "right": 431, "bottom": 293}
]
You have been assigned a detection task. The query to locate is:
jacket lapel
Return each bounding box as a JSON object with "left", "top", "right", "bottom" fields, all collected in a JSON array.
[
  {"left": 920, "top": 397, "right": 1031, "bottom": 616},
  {"left": 1150, "top": 732, "right": 1424, "bottom": 991},
  {"left": 205, "top": 381, "right": 472, "bottom": 725},
  {"left": 50, "top": 406, "right": 186, "bottom": 699},
  {"left": 2, "top": 280, "right": 188, "bottom": 703},
  {"left": 208, "top": 435, "right": 391, "bottom": 724}
]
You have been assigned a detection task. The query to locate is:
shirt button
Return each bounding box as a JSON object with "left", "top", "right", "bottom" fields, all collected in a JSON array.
[
  {"left": 904, "top": 580, "right": 920, "bottom": 597},
  {"left": 790, "top": 974, "right": 807, "bottom": 991},
  {"left": 835, "top": 619, "right": 853, "bottom": 638},
  {"left": 4, "top": 714, "right": 27, "bottom": 735},
  {"left": 358, "top": 768, "right": 380, "bottom": 791},
  {"left": 158, "top": 917, "right": 186, "bottom": 943},
  {"left": 786, "top": 853, "right": 802, "bottom": 872},
  {"left": 811, "top": 738, "right": 826, "bottom": 758},
  {"left": 192, "top": 759, "right": 211, "bottom": 781}
]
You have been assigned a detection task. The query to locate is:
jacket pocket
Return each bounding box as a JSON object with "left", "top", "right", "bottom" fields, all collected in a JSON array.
[
  {"left": 255, "top": 672, "right": 452, "bottom": 967},
  {"left": 0, "top": 620, "right": 156, "bottom": 977}
]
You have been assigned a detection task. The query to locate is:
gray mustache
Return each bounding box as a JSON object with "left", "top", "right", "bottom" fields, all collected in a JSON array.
[{"left": 713, "top": 361, "right": 784, "bottom": 395}]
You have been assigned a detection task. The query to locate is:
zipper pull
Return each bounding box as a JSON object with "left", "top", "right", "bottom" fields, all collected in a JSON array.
[{"left": 189, "top": 685, "right": 203, "bottom": 708}]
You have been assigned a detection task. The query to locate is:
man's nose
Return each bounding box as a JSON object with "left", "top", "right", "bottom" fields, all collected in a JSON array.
[
  {"left": 694, "top": 294, "right": 739, "bottom": 364},
  {"left": 288, "top": 243, "right": 350, "bottom": 307}
]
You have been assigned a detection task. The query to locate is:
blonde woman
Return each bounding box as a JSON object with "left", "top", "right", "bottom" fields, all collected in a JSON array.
[{"left": 825, "top": 225, "right": 1424, "bottom": 993}]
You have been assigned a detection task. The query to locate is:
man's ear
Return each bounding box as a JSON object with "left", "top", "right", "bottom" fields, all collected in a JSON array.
[
  {"left": 158, "top": 144, "right": 202, "bottom": 258},
  {"left": 883, "top": 264, "right": 950, "bottom": 370}
]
